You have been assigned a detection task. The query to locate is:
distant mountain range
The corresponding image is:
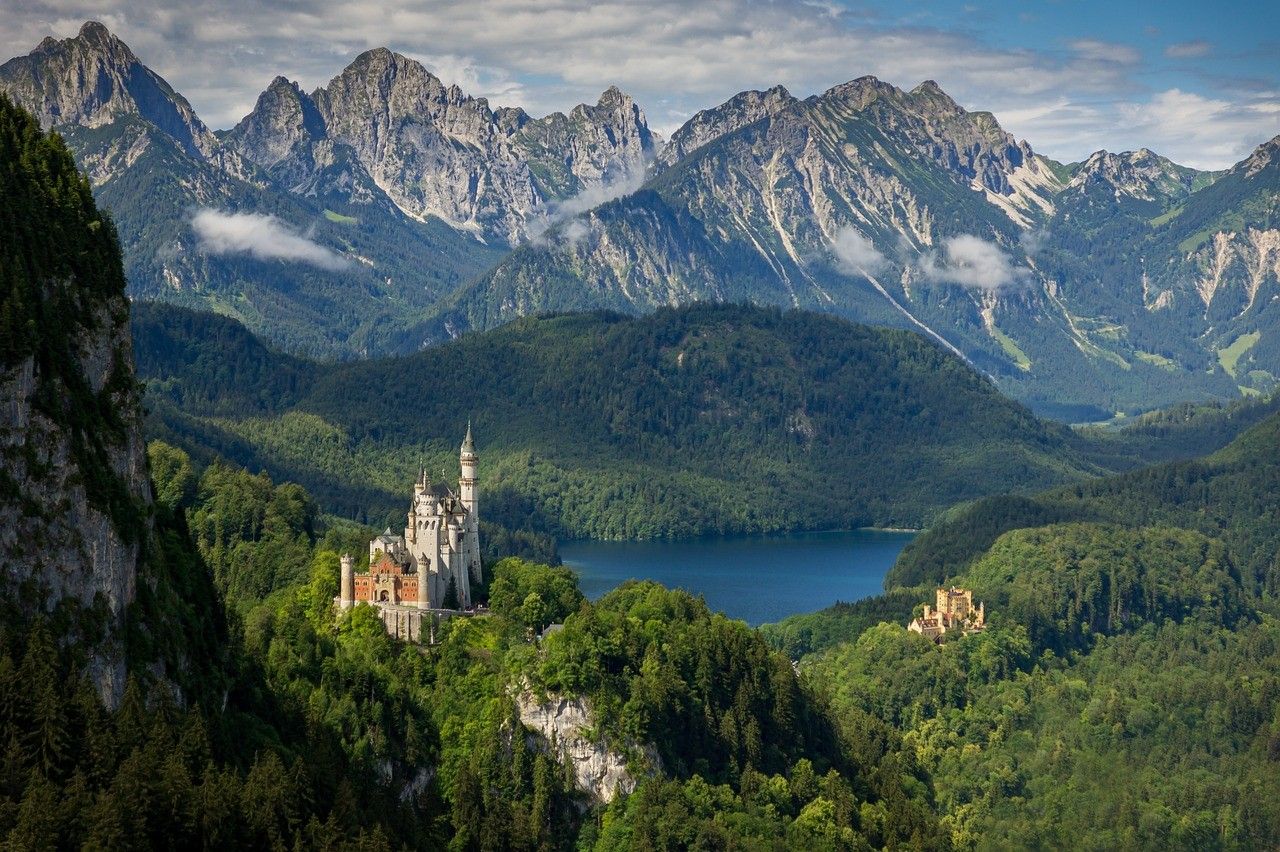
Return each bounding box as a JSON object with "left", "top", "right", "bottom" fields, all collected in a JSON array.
[{"left": 3, "top": 21, "right": 1278, "bottom": 417}]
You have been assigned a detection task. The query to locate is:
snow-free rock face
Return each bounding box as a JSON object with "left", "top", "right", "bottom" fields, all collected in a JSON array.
[
  {"left": 301, "top": 49, "right": 656, "bottom": 243},
  {"left": 221, "top": 50, "right": 656, "bottom": 245},
  {"left": 1066, "top": 149, "right": 1207, "bottom": 208},
  {"left": 0, "top": 21, "right": 218, "bottom": 160},
  {"left": 0, "top": 310, "right": 150, "bottom": 623},
  {"left": 516, "top": 690, "right": 659, "bottom": 804},
  {"left": 514, "top": 85, "right": 655, "bottom": 198},
  {"left": 224, "top": 76, "right": 326, "bottom": 175},
  {"left": 467, "top": 72, "right": 1062, "bottom": 334},
  {"left": 0, "top": 96, "right": 152, "bottom": 708},
  {"left": 657, "top": 85, "right": 798, "bottom": 168}
]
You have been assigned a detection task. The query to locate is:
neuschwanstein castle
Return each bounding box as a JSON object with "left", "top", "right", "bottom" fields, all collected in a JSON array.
[{"left": 336, "top": 426, "right": 482, "bottom": 641}]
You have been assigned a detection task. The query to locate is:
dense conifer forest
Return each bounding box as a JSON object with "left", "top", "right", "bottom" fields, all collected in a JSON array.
[
  {"left": 129, "top": 300, "right": 1278, "bottom": 544},
  {"left": 764, "top": 412, "right": 1280, "bottom": 847}
]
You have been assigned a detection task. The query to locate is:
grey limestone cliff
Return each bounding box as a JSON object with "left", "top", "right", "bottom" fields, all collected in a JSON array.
[
  {"left": 0, "top": 92, "right": 153, "bottom": 708},
  {"left": 516, "top": 689, "right": 660, "bottom": 804}
]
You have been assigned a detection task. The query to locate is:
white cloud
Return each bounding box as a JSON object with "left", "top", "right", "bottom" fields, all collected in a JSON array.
[
  {"left": 527, "top": 163, "right": 648, "bottom": 246},
  {"left": 191, "top": 209, "right": 350, "bottom": 271},
  {"left": 919, "top": 234, "right": 1028, "bottom": 291},
  {"left": 831, "top": 227, "right": 887, "bottom": 275},
  {"left": 992, "top": 89, "right": 1280, "bottom": 170},
  {"left": 560, "top": 219, "right": 591, "bottom": 247},
  {"left": 1165, "top": 40, "right": 1212, "bottom": 59},
  {"left": 1114, "top": 88, "right": 1280, "bottom": 170},
  {"left": 1068, "top": 39, "right": 1141, "bottom": 66}
]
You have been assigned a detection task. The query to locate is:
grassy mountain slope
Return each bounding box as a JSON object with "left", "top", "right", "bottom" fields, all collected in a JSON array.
[{"left": 132, "top": 300, "right": 1106, "bottom": 539}]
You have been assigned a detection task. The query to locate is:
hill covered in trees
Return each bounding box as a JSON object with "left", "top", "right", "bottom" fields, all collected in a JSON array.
[
  {"left": 887, "top": 410, "right": 1280, "bottom": 594},
  {"left": 761, "top": 406, "right": 1280, "bottom": 847},
  {"left": 133, "top": 300, "right": 1113, "bottom": 540}
]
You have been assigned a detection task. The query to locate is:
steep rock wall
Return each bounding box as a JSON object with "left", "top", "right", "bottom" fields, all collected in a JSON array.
[{"left": 516, "top": 690, "right": 660, "bottom": 804}]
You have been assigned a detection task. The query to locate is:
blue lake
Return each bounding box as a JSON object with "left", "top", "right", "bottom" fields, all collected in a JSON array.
[{"left": 560, "top": 529, "right": 915, "bottom": 627}]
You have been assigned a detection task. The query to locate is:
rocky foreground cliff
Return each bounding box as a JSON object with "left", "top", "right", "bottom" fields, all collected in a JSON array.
[{"left": 0, "top": 94, "right": 152, "bottom": 706}]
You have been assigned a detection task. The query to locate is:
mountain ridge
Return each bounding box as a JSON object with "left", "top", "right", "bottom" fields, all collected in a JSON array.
[{"left": 3, "top": 21, "right": 1276, "bottom": 416}]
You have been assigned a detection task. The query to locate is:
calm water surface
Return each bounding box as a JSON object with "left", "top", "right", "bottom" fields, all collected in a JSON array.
[{"left": 560, "top": 529, "right": 914, "bottom": 626}]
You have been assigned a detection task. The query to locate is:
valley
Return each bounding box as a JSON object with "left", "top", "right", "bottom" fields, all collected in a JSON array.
[{"left": 1, "top": 11, "right": 1279, "bottom": 851}]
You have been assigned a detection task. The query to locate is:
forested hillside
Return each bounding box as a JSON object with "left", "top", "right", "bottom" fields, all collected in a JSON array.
[
  {"left": 762, "top": 408, "right": 1280, "bottom": 848},
  {"left": 133, "top": 300, "right": 1107, "bottom": 539},
  {"left": 889, "top": 411, "right": 1280, "bottom": 593}
]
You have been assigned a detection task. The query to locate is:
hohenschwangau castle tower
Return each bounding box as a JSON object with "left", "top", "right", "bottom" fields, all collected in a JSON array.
[{"left": 337, "top": 426, "right": 481, "bottom": 641}]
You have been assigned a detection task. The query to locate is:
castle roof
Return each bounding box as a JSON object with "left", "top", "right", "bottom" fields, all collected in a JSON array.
[{"left": 461, "top": 421, "right": 475, "bottom": 454}]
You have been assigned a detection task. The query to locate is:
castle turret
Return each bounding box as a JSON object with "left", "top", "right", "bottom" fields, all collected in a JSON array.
[
  {"left": 460, "top": 422, "right": 477, "bottom": 519},
  {"left": 340, "top": 553, "right": 355, "bottom": 610},
  {"left": 460, "top": 423, "right": 482, "bottom": 589}
]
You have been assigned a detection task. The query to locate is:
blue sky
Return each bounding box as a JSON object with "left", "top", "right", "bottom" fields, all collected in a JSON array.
[{"left": 1, "top": 0, "right": 1276, "bottom": 168}]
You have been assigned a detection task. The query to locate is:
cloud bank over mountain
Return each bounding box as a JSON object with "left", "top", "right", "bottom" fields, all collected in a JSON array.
[
  {"left": 191, "top": 209, "right": 350, "bottom": 271},
  {"left": 919, "top": 235, "right": 1030, "bottom": 292}
]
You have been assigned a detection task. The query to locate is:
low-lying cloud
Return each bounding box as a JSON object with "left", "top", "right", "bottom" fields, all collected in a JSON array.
[
  {"left": 528, "top": 164, "right": 648, "bottom": 247},
  {"left": 831, "top": 227, "right": 887, "bottom": 275},
  {"left": 191, "top": 209, "right": 350, "bottom": 271},
  {"left": 919, "top": 234, "right": 1029, "bottom": 291}
]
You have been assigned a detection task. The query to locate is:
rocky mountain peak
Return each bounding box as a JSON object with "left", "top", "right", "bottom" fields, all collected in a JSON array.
[
  {"left": 906, "top": 78, "right": 963, "bottom": 114},
  {"left": 596, "top": 85, "right": 630, "bottom": 108},
  {"left": 658, "top": 84, "right": 799, "bottom": 166},
  {"left": 226, "top": 74, "right": 326, "bottom": 171},
  {"left": 268, "top": 74, "right": 297, "bottom": 92},
  {"left": 0, "top": 21, "right": 216, "bottom": 159},
  {"left": 821, "top": 74, "right": 899, "bottom": 111},
  {"left": 77, "top": 20, "right": 123, "bottom": 49},
  {"left": 305, "top": 46, "right": 656, "bottom": 243},
  {"left": 317, "top": 46, "right": 492, "bottom": 139},
  {"left": 1241, "top": 134, "right": 1279, "bottom": 178},
  {"left": 1065, "top": 147, "right": 1202, "bottom": 206}
]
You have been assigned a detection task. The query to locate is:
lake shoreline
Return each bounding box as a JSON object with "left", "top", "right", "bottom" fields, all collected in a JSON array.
[
  {"left": 561, "top": 529, "right": 916, "bottom": 626},
  {"left": 559, "top": 526, "right": 923, "bottom": 546}
]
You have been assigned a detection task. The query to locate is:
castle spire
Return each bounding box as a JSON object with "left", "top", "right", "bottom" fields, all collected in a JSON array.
[{"left": 461, "top": 419, "right": 475, "bottom": 455}]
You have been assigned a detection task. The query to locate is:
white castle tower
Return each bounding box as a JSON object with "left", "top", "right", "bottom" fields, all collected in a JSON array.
[
  {"left": 459, "top": 421, "right": 482, "bottom": 587},
  {"left": 339, "top": 553, "right": 354, "bottom": 610}
]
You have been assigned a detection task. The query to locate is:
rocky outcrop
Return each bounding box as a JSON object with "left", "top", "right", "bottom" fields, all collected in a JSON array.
[
  {"left": 657, "top": 85, "right": 797, "bottom": 168},
  {"left": 0, "top": 96, "right": 152, "bottom": 708},
  {"left": 516, "top": 690, "right": 659, "bottom": 804},
  {"left": 514, "top": 86, "right": 655, "bottom": 196},
  {"left": 1066, "top": 149, "right": 1206, "bottom": 205},
  {"left": 224, "top": 76, "right": 326, "bottom": 179}
]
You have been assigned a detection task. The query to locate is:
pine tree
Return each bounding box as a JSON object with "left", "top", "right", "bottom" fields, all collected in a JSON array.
[
  {"left": 9, "top": 770, "right": 59, "bottom": 850},
  {"left": 18, "top": 625, "right": 68, "bottom": 779}
]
